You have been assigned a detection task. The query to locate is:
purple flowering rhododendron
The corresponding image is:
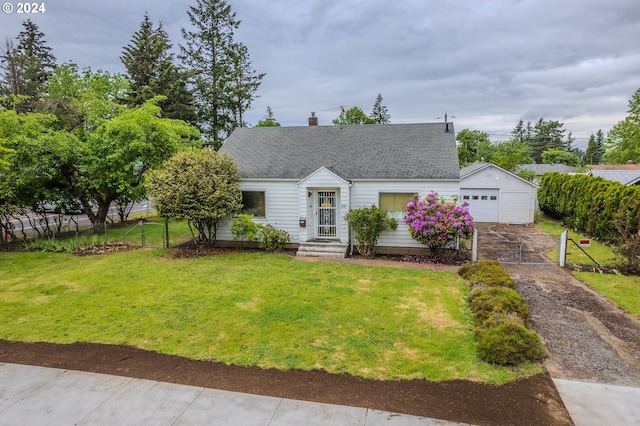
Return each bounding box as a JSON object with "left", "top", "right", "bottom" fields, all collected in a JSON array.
[{"left": 403, "top": 192, "right": 475, "bottom": 249}]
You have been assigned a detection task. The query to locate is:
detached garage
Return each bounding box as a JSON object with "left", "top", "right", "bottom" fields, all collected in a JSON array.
[{"left": 460, "top": 163, "right": 537, "bottom": 224}]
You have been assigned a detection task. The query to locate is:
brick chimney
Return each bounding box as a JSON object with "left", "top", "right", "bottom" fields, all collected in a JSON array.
[{"left": 308, "top": 112, "right": 318, "bottom": 126}]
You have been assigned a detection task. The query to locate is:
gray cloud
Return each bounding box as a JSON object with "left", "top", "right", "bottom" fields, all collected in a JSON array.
[{"left": 2, "top": 0, "right": 639, "bottom": 148}]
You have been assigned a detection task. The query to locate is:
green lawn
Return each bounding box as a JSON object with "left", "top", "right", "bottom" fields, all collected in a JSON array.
[
  {"left": 574, "top": 272, "right": 640, "bottom": 320},
  {"left": 535, "top": 215, "right": 622, "bottom": 267},
  {"left": 0, "top": 249, "right": 539, "bottom": 384},
  {"left": 535, "top": 215, "right": 639, "bottom": 320}
]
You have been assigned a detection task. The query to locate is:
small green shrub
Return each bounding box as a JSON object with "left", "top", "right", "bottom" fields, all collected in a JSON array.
[
  {"left": 476, "top": 320, "right": 545, "bottom": 365},
  {"left": 345, "top": 205, "right": 397, "bottom": 258},
  {"left": 25, "top": 235, "right": 104, "bottom": 253},
  {"left": 468, "top": 287, "right": 529, "bottom": 326},
  {"left": 259, "top": 225, "right": 290, "bottom": 252},
  {"left": 458, "top": 260, "right": 515, "bottom": 288},
  {"left": 231, "top": 214, "right": 263, "bottom": 243}
]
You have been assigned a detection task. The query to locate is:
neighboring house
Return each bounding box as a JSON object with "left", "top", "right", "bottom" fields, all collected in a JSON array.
[
  {"left": 218, "top": 118, "right": 460, "bottom": 256},
  {"left": 460, "top": 163, "right": 537, "bottom": 224},
  {"left": 588, "top": 164, "right": 640, "bottom": 186},
  {"left": 516, "top": 163, "right": 580, "bottom": 184}
]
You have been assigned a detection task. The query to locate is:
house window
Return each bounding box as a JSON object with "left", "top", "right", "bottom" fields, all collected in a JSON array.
[
  {"left": 490, "top": 195, "right": 497, "bottom": 200},
  {"left": 481, "top": 196, "right": 488, "bottom": 200},
  {"left": 472, "top": 195, "right": 479, "bottom": 200},
  {"left": 379, "top": 193, "right": 414, "bottom": 218},
  {"left": 241, "top": 191, "right": 265, "bottom": 217},
  {"left": 462, "top": 195, "right": 470, "bottom": 200}
]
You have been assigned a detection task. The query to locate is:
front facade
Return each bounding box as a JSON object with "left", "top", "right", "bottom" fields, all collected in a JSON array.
[
  {"left": 217, "top": 122, "right": 461, "bottom": 254},
  {"left": 460, "top": 163, "right": 537, "bottom": 224}
]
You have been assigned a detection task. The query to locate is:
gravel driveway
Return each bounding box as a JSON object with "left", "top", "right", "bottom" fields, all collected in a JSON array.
[{"left": 476, "top": 223, "right": 640, "bottom": 386}]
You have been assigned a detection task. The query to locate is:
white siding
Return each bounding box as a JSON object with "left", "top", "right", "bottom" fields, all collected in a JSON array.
[
  {"left": 460, "top": 165, "right": 536, "bottom": 224},
  {"left": 217, "top": 180, "right": 300, "bottom": 242},
  {"left": 350, "top": 180, "right": 460, "bottom": 248}
]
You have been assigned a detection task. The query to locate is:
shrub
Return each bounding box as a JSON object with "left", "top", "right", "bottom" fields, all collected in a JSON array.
[
  {"left": 404, "top": 192, "right": 474, "bottom": 259},
  {"left": 458, "top": 260, "right": 515, "bottom": 288},
  {"left": 345, "top": 205, "right": 397, "bottom": 258},
  {"left": 475, "top": 319, "right": 545, "bottom": 365},
  {"left": 468, "top": 287, "right": 529, "bottom": 326},
  {"left": 259, "top": 225, "right": 290, "bottom": 252},
  {"left": 231, "top": 214, "right": 263, "bottom": 243}
]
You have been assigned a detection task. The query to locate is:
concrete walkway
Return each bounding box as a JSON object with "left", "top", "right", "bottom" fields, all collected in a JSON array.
[
  {"left": 0, "top": 363, "right": 461, "bottom": 425},
  {"left": 552, "top": 378, "right": 640, "bottom": 426}
]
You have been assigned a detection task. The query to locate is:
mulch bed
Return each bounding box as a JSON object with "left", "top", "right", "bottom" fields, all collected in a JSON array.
[{"left": 0, "top": 340, "right": 572, "bottom": 425}]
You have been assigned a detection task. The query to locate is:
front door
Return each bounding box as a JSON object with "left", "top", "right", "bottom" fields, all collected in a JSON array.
[{"left": 316, "top": 191, "right": 337, "bottom": 238}]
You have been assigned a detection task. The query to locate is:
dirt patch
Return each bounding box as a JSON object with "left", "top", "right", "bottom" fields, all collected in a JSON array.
[
  {"left": 0, "top": 340, "right": 571, "bottom": 426},
  {"left": 477, "top": 223, "right": 640, "bottom": 386}
]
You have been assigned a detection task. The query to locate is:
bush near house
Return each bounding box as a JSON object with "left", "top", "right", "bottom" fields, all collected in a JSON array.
[
  {"left": 230, "top": 214, "right": 290, "bottom": 252},
  {"left": 460, "top": 260, "right": 545, "bottom": 365},
  {"left": 345, "top": 205, "right": 397, "bottom": 258},
  {"left": 403, "top": 192, "right": 474, "bottom": 260}
]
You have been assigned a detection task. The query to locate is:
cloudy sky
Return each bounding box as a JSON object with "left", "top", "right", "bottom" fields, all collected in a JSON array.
[{"left": 2, "top": 0, "right": 639, "bottom": 149}]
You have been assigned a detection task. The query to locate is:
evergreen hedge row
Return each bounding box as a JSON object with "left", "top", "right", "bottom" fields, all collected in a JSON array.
[{"left": 538, "top": 172, "right": 640, "bottom": 242}]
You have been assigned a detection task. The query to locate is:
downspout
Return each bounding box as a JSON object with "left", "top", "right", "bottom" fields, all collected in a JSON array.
[{"left": 348, "top": 182, "right": 354, "bottom": 256}]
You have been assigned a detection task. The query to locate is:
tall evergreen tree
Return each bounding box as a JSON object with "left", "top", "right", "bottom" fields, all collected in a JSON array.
[
  {"left": 605, "top": 87, "right": 640, "bottom": 163},
  {"left": 370, "top": 93, "right": 390, "bottom": 124},
  {"left": 179, "top": 0, "right": 264, "bottom": 149},
  {"left": 255, "top": 106, "right": 280, "bottom": 127},
  {"left": 121, "top": 14, "right": 196, "bottom": 124},
  {"left": 0, "top": 19, "right": 56, "bottom": 112}
]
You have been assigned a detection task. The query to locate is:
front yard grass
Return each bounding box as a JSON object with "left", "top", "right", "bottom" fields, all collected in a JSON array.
[
  {"left": 0, "top": 250, "right": 539, "bottom": 384},
  {"left": 574, "top": 272, "right": 640, "bottom": 320},
  {"left": 535, "top": 215, "right": 639, "bottom": 320},
  {"left": 535, "top": 215, "right": 622, "bottom": 267}
]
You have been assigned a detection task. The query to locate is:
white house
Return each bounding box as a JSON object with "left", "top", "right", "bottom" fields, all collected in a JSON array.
[
  {"left": 460, "top": 163, "right": 538, "bottom": 224},
  {"left": 218, "top": 118, "right": 460, "bottom": 257}
]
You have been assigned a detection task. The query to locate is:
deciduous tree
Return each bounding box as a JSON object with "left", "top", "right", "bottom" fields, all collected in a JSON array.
[
  {"left": 332, "top": 106, "right": 375, "bottom": 125},
  {"left": 605, "top": 87, "right": 640, "bottom": 164},
  {"left": 146, "top": 149, "right": 242, "bottom": 245}
]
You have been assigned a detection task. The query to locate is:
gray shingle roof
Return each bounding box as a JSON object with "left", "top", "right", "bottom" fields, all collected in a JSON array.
[
  {"left": 219, "top": 123, "right": 459, "bottom": 180},
  {"left": 589, "top": 170, "right": 640, "bottom": 185},
  {"left": 517, "top": 164, "right": 579, "bottom": 175}
]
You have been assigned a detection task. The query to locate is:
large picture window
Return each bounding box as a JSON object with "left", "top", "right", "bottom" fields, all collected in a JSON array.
[
  {"left": 241, "top": 191, "right": 265, "bottom": 217},
  {"left": 379, "top": 192, "right": 414, "bottom": 218}
]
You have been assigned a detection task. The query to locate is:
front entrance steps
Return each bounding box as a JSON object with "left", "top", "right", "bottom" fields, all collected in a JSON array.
[{"left": 296, "top": 240, "right": 348, "bottom": 258}]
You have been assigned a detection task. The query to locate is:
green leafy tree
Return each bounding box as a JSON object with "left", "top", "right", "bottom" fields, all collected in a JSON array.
[
  {"left": 121, "top": 14, "right": 197, "bottom": 124},
  {"left": 491, "top": 139, "right": 533, "bottom": 172},
  {"left": 541, "top": 148, "right": 582, "bottom": 167},
  {"left": 0, "top": 19, "right": 56, "bottom": 112},
  {"left": 332, "top": 106, "right": 376, "bottom": 125},
  {"left": 180, "top": 0, "right": 264, "bottom": 149},
  {"left": 254, "top": 106, "right": 280, "bottom": 127},
  {"left": 457, "top": 129, "right": 490, "bottom": 166},
  {"left": 370, "top": 93, "right": 390, "bottom": 124},
  {"left": 345, "top": 205, "right": 397, "bottom": 258},
  {"left": 605, "top": 87, "right": 640, "bottom": 164},
  {"left": 146, "top": 149, "right": 242, "bottom": 245}
]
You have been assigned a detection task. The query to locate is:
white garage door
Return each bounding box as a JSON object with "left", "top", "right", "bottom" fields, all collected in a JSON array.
[
  {"left": 501, "top": 191, "right": 533, "bottom": 224},
  {"left": 461, "top": 189, "right": 499, "bottom": 222}
]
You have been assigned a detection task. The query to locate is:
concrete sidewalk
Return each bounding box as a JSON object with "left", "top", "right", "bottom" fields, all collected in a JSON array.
[
  {"left": 0, "top": 363, "right": 461, "bottom": 425},
  {"left": 552, "top": 378, "right": 640, "bottom": 426}
]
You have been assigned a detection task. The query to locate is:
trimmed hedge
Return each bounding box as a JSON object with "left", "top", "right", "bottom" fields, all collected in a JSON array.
[
  {"left": 458, "top": 260, "right": 515, "bottom": 288},
  {"left": 476, "top": 319, "right": 545, "bottom": 365},
  {"left": 468, "top": 287, "right": 529, "bottom": 326},
  {"left": 538, "top": 172, "right": 640, "bottom": 243},
  {"left": 459, "top": 260, "right": 545, "bottom": 365}
]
